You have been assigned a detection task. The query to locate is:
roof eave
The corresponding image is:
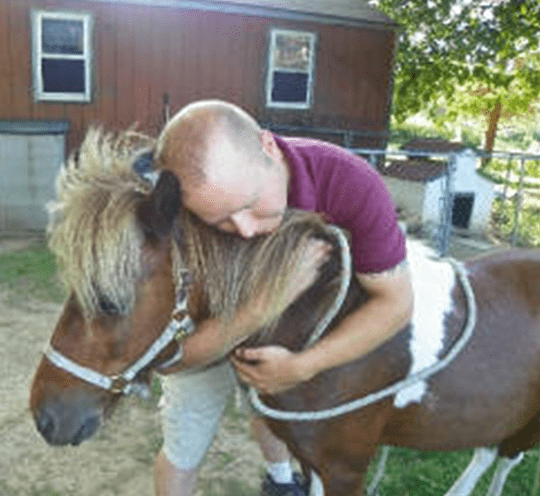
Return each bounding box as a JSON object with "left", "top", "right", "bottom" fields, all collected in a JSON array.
[{"left": 71, "top": 0, "right": 400, "bottom": 30}]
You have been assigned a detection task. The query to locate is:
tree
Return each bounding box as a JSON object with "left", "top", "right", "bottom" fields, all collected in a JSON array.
[{"left": 371, "top": 0, "right": 540, "bottom": 153}]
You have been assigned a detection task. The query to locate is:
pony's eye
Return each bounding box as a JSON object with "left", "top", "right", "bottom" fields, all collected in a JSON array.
[{"left": 97, "top": 296, "right": 122, "bottom": 315}]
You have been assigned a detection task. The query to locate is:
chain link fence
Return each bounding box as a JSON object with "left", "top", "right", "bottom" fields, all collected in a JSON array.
[{"left": 351, "top": 147, "right": 540, "bottom": 256}]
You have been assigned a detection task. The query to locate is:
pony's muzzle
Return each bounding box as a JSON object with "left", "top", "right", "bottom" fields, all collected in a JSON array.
[{"left": 34, "top": 396, "right": 101, "bottom": 446}]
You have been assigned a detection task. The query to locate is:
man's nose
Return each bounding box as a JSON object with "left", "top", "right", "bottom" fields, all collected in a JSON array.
[{"left": 231, "top": 211, "right": 257, "bottom": 238}]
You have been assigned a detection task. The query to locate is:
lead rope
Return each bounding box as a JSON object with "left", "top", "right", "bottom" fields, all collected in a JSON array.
[
  {"left": 248, "top": 235, "right": 477, "bottom": 421},
  {"left": 306, "top": 226, "right": 352, "bottom": 348}
]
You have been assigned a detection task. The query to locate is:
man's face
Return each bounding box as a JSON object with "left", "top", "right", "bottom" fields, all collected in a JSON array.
[{"left": 182, "top": 141, "right": 288, "bottom": 238}]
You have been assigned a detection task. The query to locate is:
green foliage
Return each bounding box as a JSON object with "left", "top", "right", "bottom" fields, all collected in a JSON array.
[
  {"left": 371, "top": 0, "right": 540, "bottom": 125},
  {"left": 443, "top": 50, "right": 540, "bottom": 127},
  {"left": 388, "top": 119, "right": 453, "bottom": 147},
  {"left": 497, "top": 128, "right": 533, "bottom": 150},
  {"left": 491, "top": 197, "right": 540, "bottom": 247},
  {"left": 458, "top": 125, "right": 483, "bottom": 149}
]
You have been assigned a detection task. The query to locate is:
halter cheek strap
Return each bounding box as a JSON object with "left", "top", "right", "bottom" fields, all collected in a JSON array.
[{"left": 43, "top": 295, "right": 194, "bottom": 395}]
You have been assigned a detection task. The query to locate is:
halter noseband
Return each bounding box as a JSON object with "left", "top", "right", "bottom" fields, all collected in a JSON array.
[{"left": 43, "top": 289, "right": 194, "bottom": 396}]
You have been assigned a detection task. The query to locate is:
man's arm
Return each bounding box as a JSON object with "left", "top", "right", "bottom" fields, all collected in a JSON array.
[
  {"left": 232, "top": 260, "right": 414, "bottom": 394},
  {"left": 157, "top": 300, "right": 277, "bottom": 374},
  {"left": 157, "top": 239, "right": 331, "bottom": 374}
]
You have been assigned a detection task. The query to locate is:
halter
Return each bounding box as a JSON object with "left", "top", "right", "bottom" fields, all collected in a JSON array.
[{"left": 43, "top": 287, "right": 195, "bottom": 396}]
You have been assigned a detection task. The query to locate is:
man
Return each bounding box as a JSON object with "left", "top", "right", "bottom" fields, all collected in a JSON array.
[{"left": 152, "top": 100, "right": 413, "bottom": 496}]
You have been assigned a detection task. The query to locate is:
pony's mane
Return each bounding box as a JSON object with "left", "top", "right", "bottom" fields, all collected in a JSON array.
[
  {"left": 49, "top": 127, "right": 340, "bottom": 333},
  {"left": 47, "top": 127, "right": 155, "bottom": 317},
  {"left": 177, "top": 209, "right": 334, "bottom": 332}
]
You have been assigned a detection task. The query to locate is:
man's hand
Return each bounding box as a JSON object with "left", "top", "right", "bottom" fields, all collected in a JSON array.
[
  {"left": 231, "top": 346, "right": 314, "bottom": 394},
  {"left": 232, "top": 262, "right": 414, "bottom": 394}
]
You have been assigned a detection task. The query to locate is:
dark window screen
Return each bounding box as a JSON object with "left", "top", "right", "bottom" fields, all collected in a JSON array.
[
  {"left": 42, "top": 59, "right": 85, "bottom": 93},
  {"left": 271, "top": 71, "right": 308, "bottom": 103}
]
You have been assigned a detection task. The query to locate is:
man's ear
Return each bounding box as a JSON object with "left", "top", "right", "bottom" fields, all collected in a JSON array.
[
  {"left": 137, "top": 170, "right": 181, "bottom": 240},
  {"left": 260, "top": 129, "right": 276, "bottom": 158}
]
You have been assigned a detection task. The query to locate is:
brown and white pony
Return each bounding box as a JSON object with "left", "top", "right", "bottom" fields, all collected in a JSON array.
[{"left": 30, "top": 129, "right": 540, "bottom": 496}]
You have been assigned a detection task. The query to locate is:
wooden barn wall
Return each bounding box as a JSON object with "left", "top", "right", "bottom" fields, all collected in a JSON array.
[{"left": 0, "top": 0, "right": 395, "bottom": 152}]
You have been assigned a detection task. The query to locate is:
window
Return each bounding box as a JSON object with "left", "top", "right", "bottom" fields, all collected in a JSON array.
[
  {"left": 32, "top": 10, "right": 93, "bottom": 102},
  {"left": 266, "top": 29, "right": 316, "bottom": 109}
]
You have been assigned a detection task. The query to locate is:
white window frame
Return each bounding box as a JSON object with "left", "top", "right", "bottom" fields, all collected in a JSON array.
[
  {"left": 31, "top": 10, "right": 93, "bottom": 103},
  {"left": 266, "top": 29, "right": 317, "bottom": 110}
]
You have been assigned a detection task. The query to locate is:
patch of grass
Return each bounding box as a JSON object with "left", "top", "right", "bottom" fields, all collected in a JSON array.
[
  {"left": 212, "top": 450, "right": 238, "bottom": 471},
  {"left": 200, "top": 478, "right": 259, "bottom": 496},
  {"left": 371, "top": 447, "right": 540, "bottom": 496},
  {"left": 376, "top": 448, "right": 470, "bottom": 496},
  {"left": 0, "top": 243, "right": 65, "bottom": 302},
  {"left": 478, "top": 168, "right": 540, "bottom": 189},
  {"left": 135, "top": 429, "right": 164, "bottom": 465},
  {"left": 0, "top": 480, "right": 16, "bottom": 496},
  {"left": 151, "top": 375, "right": 163, "bottom": 403},
  {"left": 389, "top": 120, "right": 454, "bottom": 149},
  {"left": 0, "top": 481, "right": 70, "bottom": 496},
  {"left": 27, "top": 487, "right": 70, "bottom": 496},
  {"left": 491, "top": 198, "right": 540, "bottom": 247},
  {"left": 223, "top": 388, "right": 250, "bottom": 423}
]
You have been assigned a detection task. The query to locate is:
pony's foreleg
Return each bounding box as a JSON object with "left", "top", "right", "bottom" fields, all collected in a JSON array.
[
  {"left": 484, "top": 452, "right": 524, "bottom": 496},
  {"left": 443, "top": 447, "right": 498, "bottom": 496},
  {"left": 315, "top": 453, "right": 374, "bottom": 496},
  {"left": 309, "top": 470, "right": 324, "bottom": 496},
  {"left": 366, "top": 446, "right": 390, "bottom": 496}
]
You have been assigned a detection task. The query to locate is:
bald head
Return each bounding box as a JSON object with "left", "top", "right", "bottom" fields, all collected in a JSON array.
[
  {"left": 155, "top": 100, "right": 267, "bottom": 187},
  {"left": 155, "top": 100, "right": 290, "bottom": 237}
]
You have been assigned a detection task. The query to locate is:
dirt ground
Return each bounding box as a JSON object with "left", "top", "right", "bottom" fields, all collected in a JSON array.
[
  {"left": 0, "top": 235, "right": 499, "bottom": 496},
  {"left": 0, "top": 279, "right": 264, "bottom": 496}
]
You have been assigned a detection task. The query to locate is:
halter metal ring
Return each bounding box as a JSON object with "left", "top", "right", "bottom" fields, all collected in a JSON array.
[{"left": 110, "top": 375, "right": 131, "bottom": 395}]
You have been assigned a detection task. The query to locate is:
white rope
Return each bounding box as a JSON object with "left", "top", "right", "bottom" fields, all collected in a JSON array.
[
  {"left": 249, "top": 244, "right": 476, "bottom": 421},
  {"left": 305, "top": 226, "right": 352, "bottom": 348}
]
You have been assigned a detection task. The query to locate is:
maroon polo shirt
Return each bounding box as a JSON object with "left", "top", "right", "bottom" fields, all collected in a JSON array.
[{"left": 275, "top": 135, "right": 406, "bottom": 274}]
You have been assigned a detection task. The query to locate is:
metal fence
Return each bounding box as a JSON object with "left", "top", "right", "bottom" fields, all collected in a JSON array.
[{"left": 350, "top": 147, "right": 540, "bottom": 256}]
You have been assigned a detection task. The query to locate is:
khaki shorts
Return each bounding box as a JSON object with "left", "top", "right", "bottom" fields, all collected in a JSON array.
[{"left": 159, "top": 360, "right": 247, "bottom": 469}]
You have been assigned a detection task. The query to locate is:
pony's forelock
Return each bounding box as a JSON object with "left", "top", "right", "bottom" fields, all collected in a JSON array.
[{"left": 47, "top": 127, "right": 155, "bottom": 318}]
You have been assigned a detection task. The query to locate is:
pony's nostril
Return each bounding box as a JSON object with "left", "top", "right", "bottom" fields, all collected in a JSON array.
[
  {"left": 72, "top": 415, "right": 100, "bottom": 445},
  {"left": 37, "top": 408, "right": 56, "bottom": 441}
]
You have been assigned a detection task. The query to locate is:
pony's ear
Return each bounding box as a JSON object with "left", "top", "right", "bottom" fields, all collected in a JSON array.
[{"left": 137, "top": 170, "right": 181, "bottom": 240}]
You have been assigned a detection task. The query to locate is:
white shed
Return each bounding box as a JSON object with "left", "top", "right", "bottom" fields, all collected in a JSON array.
[
  {"left": 382, "top": 139, "right": 496, "bottom": 234},
  {"left": 0, "top": 121, "right": 68, "bottom": 232}
]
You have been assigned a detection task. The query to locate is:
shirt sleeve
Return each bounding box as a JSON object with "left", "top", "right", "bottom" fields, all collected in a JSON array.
[{"left": 323, "top": 160, "right": 406, "bottom": 274}]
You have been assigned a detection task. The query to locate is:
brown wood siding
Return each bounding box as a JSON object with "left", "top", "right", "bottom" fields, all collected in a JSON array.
[
  {"left": 0, "top": 0, "right": 395, "bottom": 152},
  {"left": 0, "top": 2, "right": 12, "bottom": 110}
]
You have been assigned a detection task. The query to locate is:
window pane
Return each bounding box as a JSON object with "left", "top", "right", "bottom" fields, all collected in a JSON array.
[
  {"left": 273, "top": 33, "right": 312, "bottom": 71},
  {"left": 42, "top": 59, "right": 85, "bottom": 93},
  {"left": 42, "top": 19, "right": 84, "bottom": 55},
  {"left": 271, "top": 71, "right": 308, "bottom": 103}
]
